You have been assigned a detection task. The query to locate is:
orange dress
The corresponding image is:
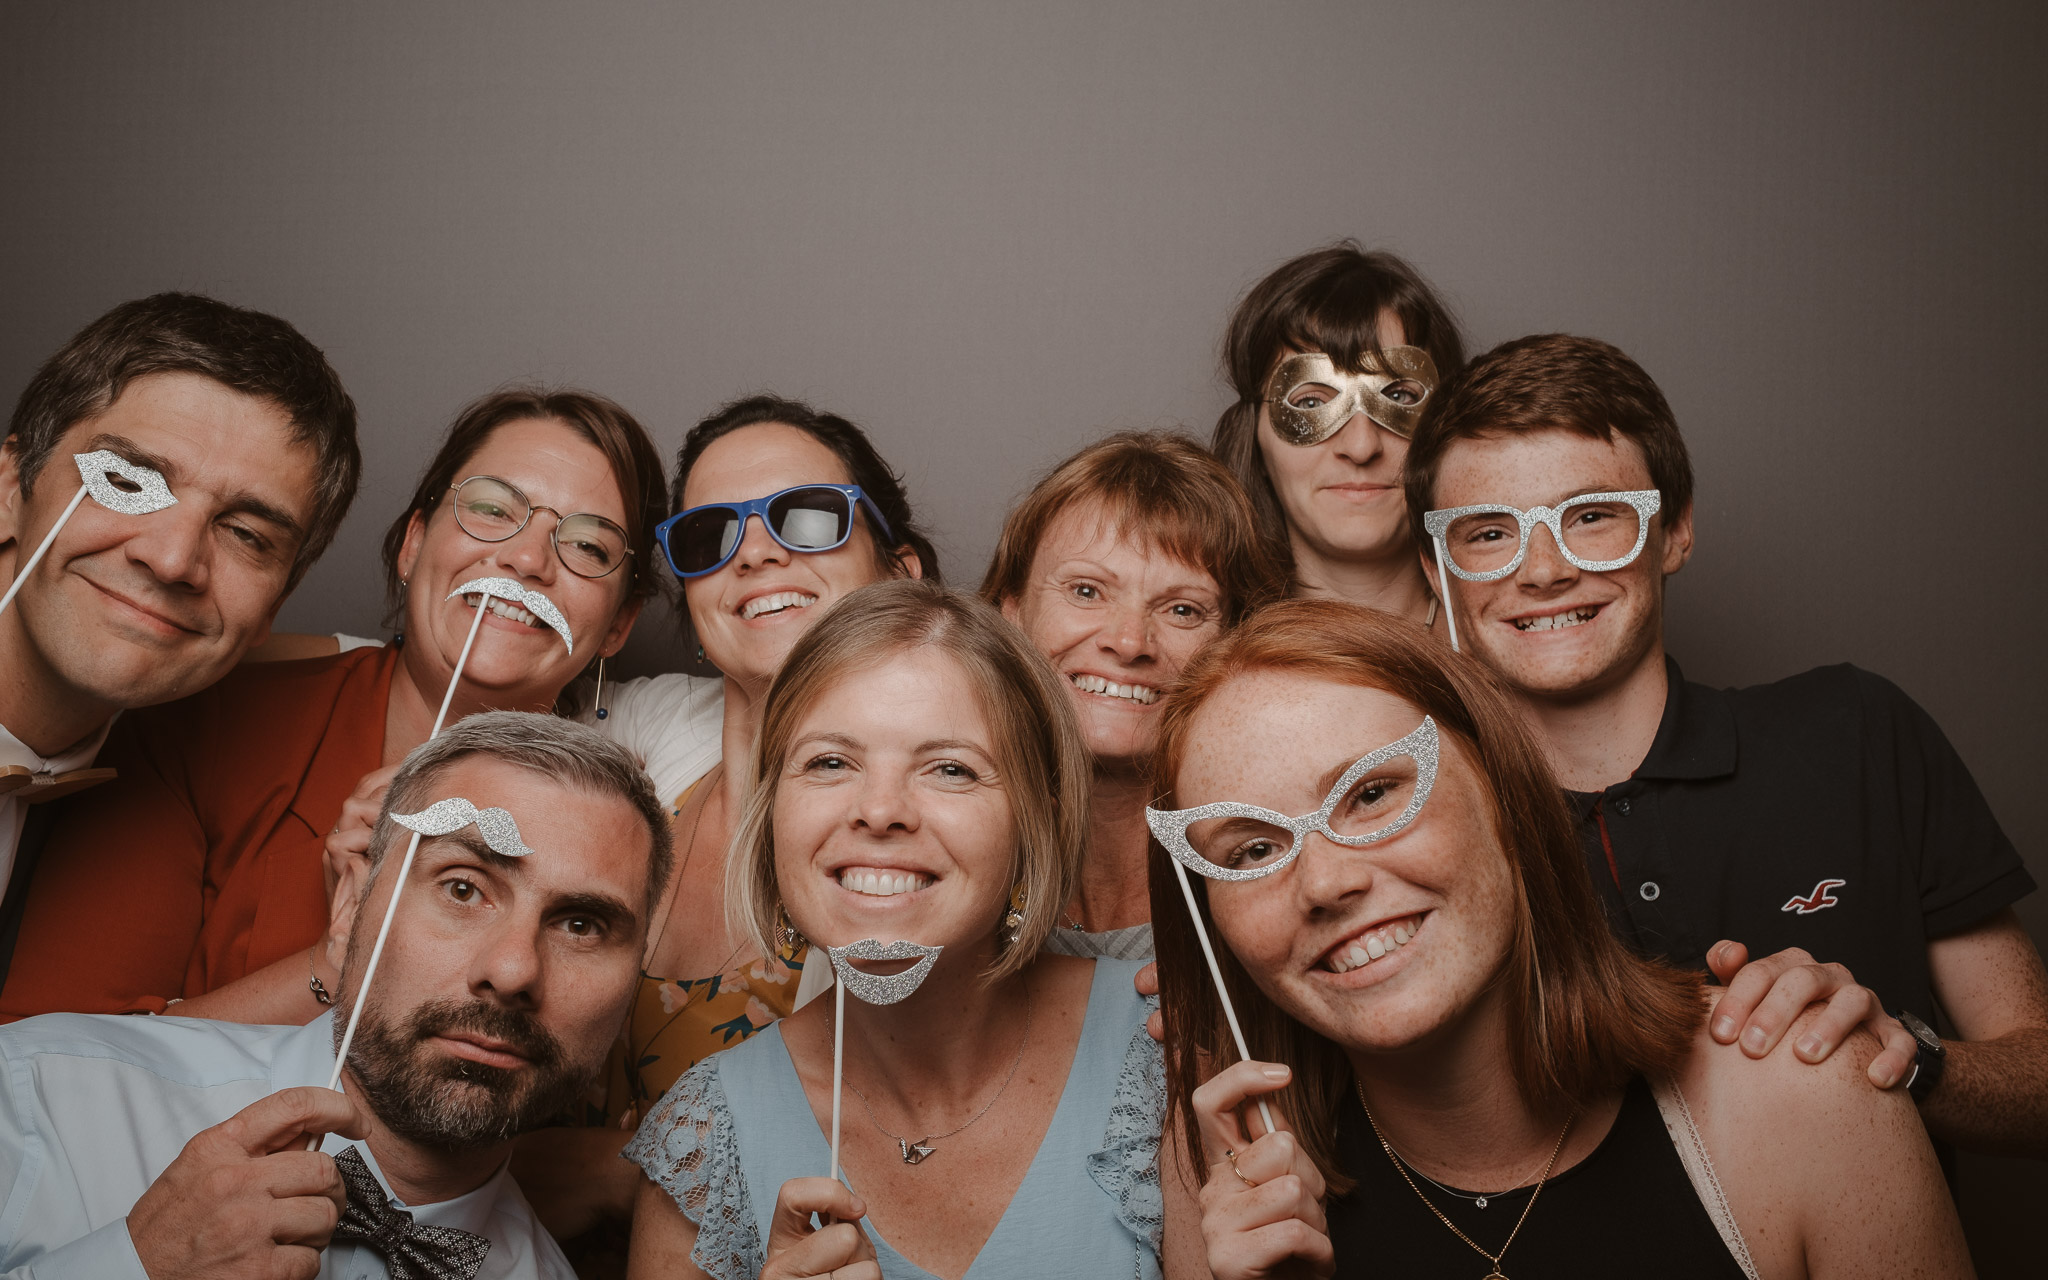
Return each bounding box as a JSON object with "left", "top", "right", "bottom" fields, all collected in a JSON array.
[{"left": 0, "top": 646, "right": 396, "bottom": 1020}]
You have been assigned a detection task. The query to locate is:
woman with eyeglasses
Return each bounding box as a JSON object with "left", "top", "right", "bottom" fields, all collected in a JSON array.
[
  {"left": 1150, "top": 600, "right": 1969, "bottom": 1279},
  {"left": 1210, "top": 242, "right": 1464, "bottom": 625},
  {"left": 5, "top": 387, "right": 664, "bottom": 1024}
]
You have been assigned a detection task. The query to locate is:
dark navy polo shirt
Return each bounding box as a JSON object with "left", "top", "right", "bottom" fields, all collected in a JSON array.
[{"left": 1570, "top": 657, "right": 2034, "bottom": 1023}]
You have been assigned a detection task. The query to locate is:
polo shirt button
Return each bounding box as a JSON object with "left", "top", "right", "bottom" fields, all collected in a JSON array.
[
  {"left": 1639, "top": 881, "right": 1661, "bottom": 901},
  {"left": 1614, "top": 798, "right": 1632, "bottom": 815}
]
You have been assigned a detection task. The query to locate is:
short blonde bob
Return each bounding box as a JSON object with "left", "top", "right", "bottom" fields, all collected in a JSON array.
[{"left": 727, "top": 579, "right": 1092, "bottom": 979}]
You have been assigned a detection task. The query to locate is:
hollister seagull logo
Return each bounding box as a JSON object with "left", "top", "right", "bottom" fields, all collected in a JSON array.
[{"left": 1781, "top": 878, "right": 1846, "bottom": 915}]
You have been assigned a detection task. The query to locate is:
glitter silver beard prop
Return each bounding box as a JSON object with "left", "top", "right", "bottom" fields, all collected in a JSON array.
[
  {"left": 447, "top": 575, "right": 575, "bottom": 654},
  {"left": 1263, "top": 348, "right": 1440, "bottom": 444},
  {"left": 74, "top": 450, "right": 179, "bottom": 515},
  {"left": 390, "top": 797, "right": 535, "bottom": 858},
  {"left": 826, "top": 938, "right": 944, "bottom": 1005}
]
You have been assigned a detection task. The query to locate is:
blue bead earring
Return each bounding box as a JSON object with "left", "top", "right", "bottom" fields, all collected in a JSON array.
[{"left": 594, "top": 655, "right": 609, "bottom": 720}]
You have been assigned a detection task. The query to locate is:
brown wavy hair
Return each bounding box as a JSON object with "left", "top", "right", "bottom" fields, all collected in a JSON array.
[
  {"left": 979, "top": 430, "right": 1282, "bottom": 626},
  {"left": 1150, "top": 599, "right": 1703, "bottom": 1192}
]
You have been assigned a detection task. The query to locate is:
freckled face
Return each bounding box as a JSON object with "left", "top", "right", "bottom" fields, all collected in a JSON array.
[
  {"left": 1254, "top": 311, "right": 1416, "bottom": 567},
  {"left": 1171, "top": 670, "right": 1517, "bottom": 1053},
  {"left": 772, "top": 648, "right": 1017, "bottom": 967},
  {"left": 1001, "top": 503, "right": 1223, "bottom": 769}
]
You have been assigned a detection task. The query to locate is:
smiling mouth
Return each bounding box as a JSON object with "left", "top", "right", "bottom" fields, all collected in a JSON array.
[
  {"left": 465, "top": 593, "right": 554, "bottom": 633},
  {"left": 742, "top": 591, "right": 818, "bottom": 620},
  {"left": 1070, "top": 673, "right": 1159, "bottom": 705},
  {"left": 1321, "top": 912, "right": 1427, "bottom": 974},
  {"left": 1512, "top": 604, "right": 1600, "bottom": 633},
  {"left": 838, "top": 867, "right": 933, "bottom": 897}
]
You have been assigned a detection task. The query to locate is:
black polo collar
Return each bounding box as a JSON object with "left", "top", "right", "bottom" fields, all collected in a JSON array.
[{"left": 1629, "top": 655, "right": 1739, "bottom": 782}]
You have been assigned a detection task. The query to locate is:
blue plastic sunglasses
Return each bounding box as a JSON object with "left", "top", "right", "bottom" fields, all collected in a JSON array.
[{"left": 656, "top": 484, "right": 895, "bottom": 579}]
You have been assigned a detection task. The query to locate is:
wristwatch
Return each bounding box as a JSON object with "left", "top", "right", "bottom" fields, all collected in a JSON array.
[{"left": 1894, "top": 1008, "right": 1946, "bottom": 1101}]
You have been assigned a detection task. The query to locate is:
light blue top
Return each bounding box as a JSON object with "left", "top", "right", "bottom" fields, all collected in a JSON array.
[
  {"left": 0, "top": 1011, "right": 572, "bottom": 1279},
  {"left": 625, "top": 956, "right": 1165, "bottom": 1280}
]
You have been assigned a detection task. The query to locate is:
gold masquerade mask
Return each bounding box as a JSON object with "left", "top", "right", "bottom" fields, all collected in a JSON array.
[{"left": 1262, "top": 348, "right": 1440, "bottom": 444}]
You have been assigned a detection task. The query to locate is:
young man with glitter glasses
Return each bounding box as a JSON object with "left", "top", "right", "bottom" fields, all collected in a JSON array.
[{"left": 1403, "top": 332, "right": 2048, "bottom": 1160}]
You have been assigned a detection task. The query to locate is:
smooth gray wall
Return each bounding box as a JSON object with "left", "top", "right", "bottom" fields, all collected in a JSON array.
[{"left": 3, "top": 0, "right": 2042, "bottom": 1260}]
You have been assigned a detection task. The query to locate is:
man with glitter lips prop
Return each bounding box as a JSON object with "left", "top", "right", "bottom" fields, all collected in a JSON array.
[
  {"left": 0, "top": 712, "right": 672, "bottom": 1280},
  {"left": 0, "top": 293, "right": 359, "bottom": 995},
  {"left": 1403, "top": 332, "right": 2048, "bottom": 1160}
]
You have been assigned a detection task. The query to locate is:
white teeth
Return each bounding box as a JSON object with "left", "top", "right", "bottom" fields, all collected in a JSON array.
[
  {"left": 742, "top": 591, "right": 819, "bottom": 621},
  {"left": 1513, "top": 606, "right": 1599, "bottom": 633},
  {"left": 1068, "top": 674, "right": 1160, "bottom": 705},
  {"left": 1326, "top": 916, "right": 1422, "bottom": 973},
  {"left": 469, "top": 594, "right": 541, "bottom": 628},
  {"left": 838, "top": 869, "right": 931, "bottom": 897}
]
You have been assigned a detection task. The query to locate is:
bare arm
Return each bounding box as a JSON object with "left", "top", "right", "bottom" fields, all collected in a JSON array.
[
  {"left": 1689, "top": 1006, "right": 1971, "bottom": 1280},
  {"left": 1921, "top": 908, "right": 2048, "bottom": 1155},
  {"left": 172, "top": 949, "right": 328, "bottom": 1023},
  {"left": 626, "top": 1172, "right": 713, "bottom": 1280},
  {"left": 1161, "top": 1114, "right": 1210, "bottom": 1280}
]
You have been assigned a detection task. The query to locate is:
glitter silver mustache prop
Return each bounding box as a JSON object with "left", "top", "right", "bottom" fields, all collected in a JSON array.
[
  {"left": 0, "top": 451, "right": 178, "bottom": 617},
  {"left": 823, "top": 938, "right": 945, "bottom": 1182},
  {"left": 314, "top": 576, "right": 571, "bottom": 1110},
  {"left": 323, "top": 798, "right": 537, "bottom": 1091}
]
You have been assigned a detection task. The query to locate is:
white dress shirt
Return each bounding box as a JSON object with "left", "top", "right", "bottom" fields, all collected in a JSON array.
[
  {"left": 0, "top": 1011, "right": 573, "bottom": 1279},
  {"left": 0, "top": 719, "right": 111, "bottom": 897}
]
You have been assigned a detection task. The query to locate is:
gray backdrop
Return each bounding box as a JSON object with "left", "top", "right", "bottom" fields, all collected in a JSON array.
[{"left": 3, "top": 0, "right": 2041, "bottom": 1264}]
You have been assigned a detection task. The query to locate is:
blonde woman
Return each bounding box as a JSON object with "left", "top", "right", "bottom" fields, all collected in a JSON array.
[{"left": 626, "top": 580, "right": 1170, "bottom": 1280}]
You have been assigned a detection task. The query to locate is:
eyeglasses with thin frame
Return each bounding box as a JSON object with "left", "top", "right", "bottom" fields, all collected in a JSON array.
[
  {"left": 1146, "top": 718, "right": 1439, "bottom": 882},
  {"left": 444, "top": 475, "right": 633, "bottom": 579},
  {"left": 656, "top": 483, "right": 894, "bottom": 580},
  {"left": 1422, "top": 490, "right": 1662, "bottom": 583}
]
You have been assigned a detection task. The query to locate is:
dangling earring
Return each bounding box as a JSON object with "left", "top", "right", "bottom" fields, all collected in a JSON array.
[
  {"left": 594, "top": 655, "right": 609, "bottom": 720},
  {"left": 1001, "top": 884, "right": 1028, "bottom": 946},
  {"left": 695, "top": 643, "right": 706, "bottom": 664},
  {"left": 776, "top": 905, "right": 808, "bottom": 952}
]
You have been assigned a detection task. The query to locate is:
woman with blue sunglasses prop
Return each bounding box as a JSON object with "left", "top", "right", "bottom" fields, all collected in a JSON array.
[
  {"left": 1148, "top": 600, "right": 1967, "bottom": 1280},
  {"left": 519, "top": 395, "right": 938, "bottom": 1249}
]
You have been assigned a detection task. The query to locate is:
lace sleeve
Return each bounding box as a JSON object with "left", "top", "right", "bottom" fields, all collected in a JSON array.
[
  {"left": 622, "top": 1056, "right": 764, "bottom": 1280},
  {"left": 1087, "top": 1002, "right": 1166, "bottom": 1256}
]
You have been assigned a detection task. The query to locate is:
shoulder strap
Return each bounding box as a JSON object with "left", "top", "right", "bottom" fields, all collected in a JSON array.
[{"left": 1649, "top": 1075, "right": 1761, "bottom": 1280}]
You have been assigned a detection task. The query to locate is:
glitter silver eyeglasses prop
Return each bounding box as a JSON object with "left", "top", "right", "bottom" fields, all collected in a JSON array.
[
  {"left": 0, "top": 451, "right": 179, "bottom": 618},
  {"left": 1420, "top": 490, "right": 1662, "bottom": 652},
  {"left": 1144, "top": 716, "right": 1439, "bottom": 1135}
]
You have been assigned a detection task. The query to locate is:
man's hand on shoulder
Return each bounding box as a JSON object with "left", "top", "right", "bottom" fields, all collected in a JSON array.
[
  {"left": 1706, "top": 940, "right": 1920, "bottom": 1089},
  {"left": 127, "top": 1085, "right": 369, "bottom": 1280}
]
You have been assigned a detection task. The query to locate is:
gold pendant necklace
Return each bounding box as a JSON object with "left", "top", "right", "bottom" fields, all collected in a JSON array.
[{"left": 1355, "top": 1079, "right": 1577, "bottom": 1280}]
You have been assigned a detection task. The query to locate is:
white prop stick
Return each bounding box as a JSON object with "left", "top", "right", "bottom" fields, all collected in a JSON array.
[
  {"left": 1431, "top": 535, "right": 1460, "bottom": 653},
  {"left": 830, "top": 980, "right": 846, "bottom": 1182},
  {"left": 1, "top": 451, "right": 177, "bottom": 617},
  {"left": 1170, "top": 859, "right": 1276, "bottom": 1136}
]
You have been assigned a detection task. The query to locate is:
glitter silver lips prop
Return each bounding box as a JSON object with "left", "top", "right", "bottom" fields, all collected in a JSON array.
[
  {"left": 447, "top": 575, "right": 575, "bottom": 655},
  {"left": 826, "top": 938, "right": 944, "bottom": 1006},
  {"left": 390, "top": 797, "right": 534, "bottom": 858},
  {"left": 0, "top": 450, "right": 179, "bottom": 618}
]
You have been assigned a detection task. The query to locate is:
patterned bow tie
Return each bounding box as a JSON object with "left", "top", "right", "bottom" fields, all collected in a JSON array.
[{"left": 331, "top": 1146, "right": 492, "bottom": 1280}]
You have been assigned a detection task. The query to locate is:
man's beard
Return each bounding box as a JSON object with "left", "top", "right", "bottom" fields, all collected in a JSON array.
[{"left": 334, "top": 991, "right": 593, "bottom": 1151}]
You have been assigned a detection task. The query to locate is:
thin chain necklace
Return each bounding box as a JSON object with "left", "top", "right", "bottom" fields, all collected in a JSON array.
[
  {"left": 1355, "top": 1079, "right": 1577, "bottom": 1280},
  {"left": 840, "top": 995, "right": 1034, "bottom": 1165}
]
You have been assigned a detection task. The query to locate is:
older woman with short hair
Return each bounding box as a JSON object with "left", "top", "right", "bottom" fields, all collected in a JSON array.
[
  {"left": 981, "top": 430, "right": 1278, "bottom": 959},
  {"left": 1152, "top": 600, "right": 1968, "bottom": 1278},
  {"left": 626, "top": 579, "right": 1173, "bottom": 1280}
]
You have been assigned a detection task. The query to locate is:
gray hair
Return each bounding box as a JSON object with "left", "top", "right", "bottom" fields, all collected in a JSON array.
[{"left": 368, "top": 711, "right": 673, "bottom": 915}]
